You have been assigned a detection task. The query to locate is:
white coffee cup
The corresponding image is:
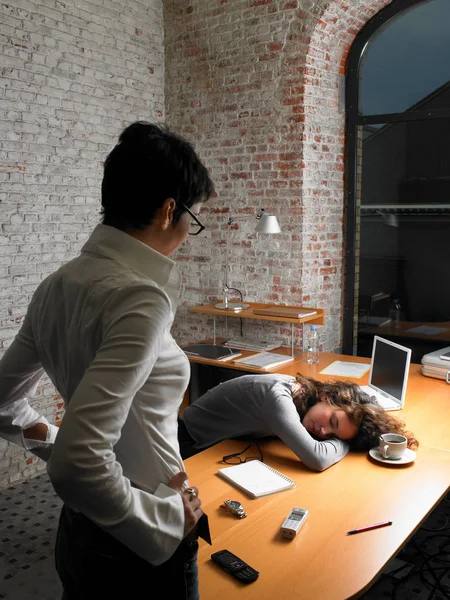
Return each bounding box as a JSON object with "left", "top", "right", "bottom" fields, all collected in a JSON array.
[{"left": 379, "top": 433, "right": 407, "bottom": 460}]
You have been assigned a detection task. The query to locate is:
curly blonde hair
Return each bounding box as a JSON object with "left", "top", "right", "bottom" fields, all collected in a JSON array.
[{"left": 292, "top": 373, "right": 418, "bottom": 451}]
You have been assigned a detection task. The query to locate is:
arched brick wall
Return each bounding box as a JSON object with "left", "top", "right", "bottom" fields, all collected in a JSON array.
[
  {"left": 166, "top": 0, "right": 393, "bottom": 351},
  {"left": 300, "top": 0, "right": 392, "bottom": 349}
]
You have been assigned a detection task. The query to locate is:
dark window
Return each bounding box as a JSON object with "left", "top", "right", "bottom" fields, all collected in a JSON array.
[
  {"left": 344, "top": 0, "right": 450, "bottom": 363},
  {"left": 360, "top": 0, "right": 450, "bottom": 116}
]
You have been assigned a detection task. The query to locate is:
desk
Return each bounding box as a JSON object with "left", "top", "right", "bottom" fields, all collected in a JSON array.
[
  {"left": 188, "top": 441, "right": 449, "bottom": 600},
  {"left": 183, "top": 352, "right": 450, "bottom": 599}
]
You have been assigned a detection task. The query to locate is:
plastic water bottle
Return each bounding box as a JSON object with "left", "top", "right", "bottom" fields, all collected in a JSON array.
[
  {"left": 391, "top": 298, "right": 401, "bottom": 329},
  {"left": 307, "top": 325, "right": 319, "bottom": 364}
]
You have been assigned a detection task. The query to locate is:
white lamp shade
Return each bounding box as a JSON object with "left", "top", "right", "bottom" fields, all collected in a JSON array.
[{"left": 255, "top": 213, "right": 281, "bottom": 234}]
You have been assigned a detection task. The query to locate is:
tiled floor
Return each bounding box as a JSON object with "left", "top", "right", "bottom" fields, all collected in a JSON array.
[
  {"left": 0, "top": 475, "right": 63, "bottom": 599},
  {"left": 0, "top": 474, "right": 449, "bottom": 600}
]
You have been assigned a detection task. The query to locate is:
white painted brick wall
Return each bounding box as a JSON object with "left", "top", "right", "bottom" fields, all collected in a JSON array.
[{"left": 0, "top": 0, "right": 165, "bottom": 489}]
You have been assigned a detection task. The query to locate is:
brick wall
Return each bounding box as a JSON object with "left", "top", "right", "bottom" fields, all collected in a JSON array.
[
  {"left": 0, "top": 0, "right": 165, "bottom": 488},
  {"left": 0, "top": 0, "right": 394, "bottom": 489},
  {"left": 166, "top": 0, "right": 391, "bottom": 351}
]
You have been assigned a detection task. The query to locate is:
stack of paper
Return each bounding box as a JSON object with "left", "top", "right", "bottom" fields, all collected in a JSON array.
[
  {"left": 319, "top": 361, "right": 370, "bottom": 378},
  {"left": 233, "top": 352, "right": 294, "bottom": 370}
]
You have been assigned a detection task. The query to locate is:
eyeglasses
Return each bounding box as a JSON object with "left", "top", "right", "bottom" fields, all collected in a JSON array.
[
  {"left": 222, "top": 443, "right": 264, "bottom": 465},
  {"left": 179, "top": 201, "right": 205, "bottom": 236}
]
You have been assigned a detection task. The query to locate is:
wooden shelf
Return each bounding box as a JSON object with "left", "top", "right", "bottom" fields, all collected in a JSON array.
[{"left": 190, "top": 302, "right": 325, "bottom": 325}]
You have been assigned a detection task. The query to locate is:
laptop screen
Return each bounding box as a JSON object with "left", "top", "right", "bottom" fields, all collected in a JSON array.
[{"left": 370, "top": 336, "right": 411, "bottom": 402}]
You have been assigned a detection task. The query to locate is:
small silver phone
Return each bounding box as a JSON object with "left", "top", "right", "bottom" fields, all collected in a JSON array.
[
  {"left": 281, "top": 507, "right": 308, "bottom": 539},
  {"left": 440, "top": 351, "right": 450, "bottom": 361}
]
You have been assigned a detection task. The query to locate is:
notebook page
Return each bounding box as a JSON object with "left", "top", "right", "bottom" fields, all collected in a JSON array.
[{"left": 217, "top": 460, "right": 295, "bottom": 498}]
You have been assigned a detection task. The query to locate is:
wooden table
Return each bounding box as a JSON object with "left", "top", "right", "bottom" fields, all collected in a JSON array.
[{"left": 183, "top": 352, "right": 450, "bottom": 599}]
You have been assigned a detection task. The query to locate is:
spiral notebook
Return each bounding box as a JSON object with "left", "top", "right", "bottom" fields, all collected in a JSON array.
[{"left": 217, "top": 460, "right": 296, "bottom": 498}]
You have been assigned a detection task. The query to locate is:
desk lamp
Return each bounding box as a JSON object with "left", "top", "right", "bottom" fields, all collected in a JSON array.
[{"left": 215, "top": 209, "right": 281, "bottom": 310}]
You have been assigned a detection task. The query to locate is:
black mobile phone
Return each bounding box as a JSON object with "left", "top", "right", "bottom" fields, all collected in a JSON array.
[
  {"left": 440, "top": 351, "right": 450, "bottom": 361},
  {"left": 211, "top": 549, "right": 259, "bottom": 583}
]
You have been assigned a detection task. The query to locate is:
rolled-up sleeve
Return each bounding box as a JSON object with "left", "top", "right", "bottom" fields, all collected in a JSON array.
[
  {"left": 0, "top": 315, "right": 55, "bottom": 459},
  {"left": 47, "top": 285, "right": 185, "bottom": 566}
]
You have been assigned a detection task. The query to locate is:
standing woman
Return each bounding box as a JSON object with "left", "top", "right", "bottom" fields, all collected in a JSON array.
[
  {"left": 0, "top": 122, "right": 214, "bottom": 599},
  {"left": 178, "top": 373, "right": 418, "bottom": 471}
]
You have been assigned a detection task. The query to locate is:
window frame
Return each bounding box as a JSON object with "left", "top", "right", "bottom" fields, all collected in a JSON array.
[{"left": 343, "top": 0, "right": 450, "bottom": 354}]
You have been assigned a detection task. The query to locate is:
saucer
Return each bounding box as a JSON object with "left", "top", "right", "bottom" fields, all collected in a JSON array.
[{"left": 369, "top": 448, "right": 416, "bottom": 465}]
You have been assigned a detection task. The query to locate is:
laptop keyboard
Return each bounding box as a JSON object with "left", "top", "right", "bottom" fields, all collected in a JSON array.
[
  {"left": 359, "top": 386, "right": 399, "bottom": 411},
  {"left": 372, "top": 396, "right": 398, "bottom": 410}
]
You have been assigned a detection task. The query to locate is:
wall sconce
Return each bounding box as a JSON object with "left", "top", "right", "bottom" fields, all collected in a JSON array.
[{"left": 215, "top": 208, "right": 282, "bottom": 311}]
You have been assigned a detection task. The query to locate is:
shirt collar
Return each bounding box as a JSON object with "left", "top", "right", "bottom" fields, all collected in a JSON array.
[{"left": 81, "top": 224, "right": 180, "bottom": 292}]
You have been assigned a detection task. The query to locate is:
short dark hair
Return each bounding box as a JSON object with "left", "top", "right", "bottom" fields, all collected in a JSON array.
[{"left": 101, "top": 121, "right": 214, "bottom": 230}]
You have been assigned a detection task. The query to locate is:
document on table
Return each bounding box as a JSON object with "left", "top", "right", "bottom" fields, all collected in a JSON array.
[
  {"left": 320, "top": 361, "right": 370, "bottom": 378},
  {"left": 233, "top": 352, "right": 294, "bottom": 370}
]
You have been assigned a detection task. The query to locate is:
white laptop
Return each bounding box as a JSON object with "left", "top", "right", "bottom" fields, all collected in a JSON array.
[{"left": 359, "top": 336, "right": 412, "bottom": 411}]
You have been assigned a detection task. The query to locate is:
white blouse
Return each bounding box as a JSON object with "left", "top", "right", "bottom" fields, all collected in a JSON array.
[{"left": 0, "top": 224, "right": 191, "bottom": 565}]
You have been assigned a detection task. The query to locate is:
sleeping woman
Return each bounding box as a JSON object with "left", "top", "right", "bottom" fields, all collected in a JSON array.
[{"left": 178, "top": 372, "right": 418, "bottom": 471}]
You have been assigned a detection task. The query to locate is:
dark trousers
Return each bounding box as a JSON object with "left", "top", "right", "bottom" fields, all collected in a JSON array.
[{"left": 56, "top": 505, "right": 199, "bottom": 600}]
